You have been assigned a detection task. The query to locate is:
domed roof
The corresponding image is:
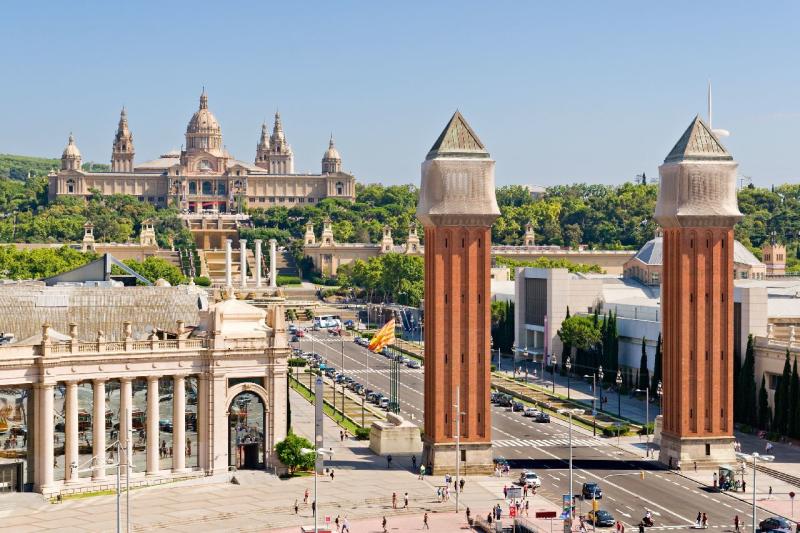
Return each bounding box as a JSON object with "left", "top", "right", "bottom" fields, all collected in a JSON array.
[
  {"left": 631, "top": 235, "right": 763, "bottom": 267},
  {"left": 62, "top": 134, "right": 81, "bottom": 158},
  {"left": 323, "top": 136, "right": 340, "bottom": 160},
  {"left": 186, "top": 90, "right": 221, "bottom": 135}
]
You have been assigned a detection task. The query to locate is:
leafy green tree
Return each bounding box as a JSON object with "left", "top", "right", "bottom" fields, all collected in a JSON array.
[
  {"left": 558, "top": 315, "right": 601, "bottom": 374},
  {"left": 121, "top": 257, "right": 186, "bottom": 286},
  {"left": 559, "top": 307, "right": 571, "bottom": 374},
  {"left": 758, "top": 375, "right": 772, "bottom": 431},
  {"left": 275, "top": 431, "right": 315, "bottom": 474},
  {"left": 789, "top": 356, "right": 800, "bottom": 437},
  {"left": 0, "top": 245, "right": 95, "bottom": 279},
  {"left": 737, "top": 335, "right": 758, "bottom": 426}
]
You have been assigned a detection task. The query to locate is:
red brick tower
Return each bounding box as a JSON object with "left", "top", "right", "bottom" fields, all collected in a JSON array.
[
  {"left": 417, "top": 112, "right": 499, "bottom": 474},
  {"left": 655, "top": 116, "right": 742, "bottom": 467}
]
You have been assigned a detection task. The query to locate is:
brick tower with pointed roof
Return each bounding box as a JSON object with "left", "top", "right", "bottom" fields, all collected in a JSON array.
[
  {"left": 417, "top": 111, "right": 500, "bottom": 474},
  {"left": 655, "top": 115, "right": 742, "bottom": 468}
]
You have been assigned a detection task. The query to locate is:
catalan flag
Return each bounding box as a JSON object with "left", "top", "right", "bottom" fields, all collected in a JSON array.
[{"left": 368, "top": 318, "right": 396, "bottom": 352}]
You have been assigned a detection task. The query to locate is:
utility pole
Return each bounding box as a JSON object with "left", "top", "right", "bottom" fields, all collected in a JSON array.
[{"left": 454, "top": 384, "right": 463, "bottom": 513}]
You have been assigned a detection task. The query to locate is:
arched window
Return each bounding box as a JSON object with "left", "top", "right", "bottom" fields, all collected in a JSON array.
[
  {"left": 217, "top": 182, "right": 226, "bottom": 195},
  {"left": 66, "top": 179, "right": 75, "bottom": 194},
  {"left": 189, "top": 181, "right": 197, "bottom": 195},
  {"left": 199, "top": 160, "right": 212, "bottom": 171},
  {"left": 336, "top": 182, "right": 344, "bottom": 195},
  {"left": 202, "top": 181, "right": 213, "bottom": 195}
]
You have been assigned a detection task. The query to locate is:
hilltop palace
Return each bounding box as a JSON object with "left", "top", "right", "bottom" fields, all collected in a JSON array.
[{"left": 48, "top": 90, "right": 356, "bottom": 212}]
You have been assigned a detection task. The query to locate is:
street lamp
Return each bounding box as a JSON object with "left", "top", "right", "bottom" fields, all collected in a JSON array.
[
  {"left": 301, "top": 447, "right": 335, "bottom": 533},
  {"left": 633, "top": 386, "right": 651, "bottom": 457},
  {"left": 656, "top": 380, "right": 663, "bottom": 411},
  {"left": 565, "top": 357, "right": 572, "bottom": 399},
  {"left": 736, "top": 451, "right": 774, "bottom": 533},
  {"left": 583, "top": 366, "right": 603, "bottom": 437},
  {"left": 558, "top": 408, "right": 584, "bottom": 523},
  {"left": 550, "top": 353, "right": 557, "bottom": 393},
  {"left": 70, "top": 441, "right": 125, "bottom": 533},
  {"left": 615, "top": 370, "right": 623, "bottom": 418}
]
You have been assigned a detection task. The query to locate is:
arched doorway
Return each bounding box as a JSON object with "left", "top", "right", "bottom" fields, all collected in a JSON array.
[{"left": 228, "top": 391, "right": 266, "bottom": 470}]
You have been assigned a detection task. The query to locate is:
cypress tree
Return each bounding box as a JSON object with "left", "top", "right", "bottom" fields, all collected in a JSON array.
[
  {"left": 639, "top": 338, "right": 650, "bottom": 390},
  {"left": 738, "top": 335, "right": 758, "bottom": 427},
  {"left": 560, "top": 307, "right": 571, "bottom": 375},
  {"left": 773, "top": 350, "right": 792, "bottom": 435},
  {"left": 790, "top": 356, "right": 800, "bottom": 438},
  {"left": 758, "top": 375, "right": 772, "bottom": 431},
  {"left": 651, "top": 333, "right": 662, "bottom": 396}
]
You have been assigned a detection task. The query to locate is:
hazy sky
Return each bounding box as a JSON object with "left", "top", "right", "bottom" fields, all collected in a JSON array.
[{"left": 1, "top": 2, "right": 798, "bottom": 187}]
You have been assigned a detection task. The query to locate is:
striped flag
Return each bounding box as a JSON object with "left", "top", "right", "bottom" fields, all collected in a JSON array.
[{"left": 368, "top": 319, "right": 396, "bottom": 352}]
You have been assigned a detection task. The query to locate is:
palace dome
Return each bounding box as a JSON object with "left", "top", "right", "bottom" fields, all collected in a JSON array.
[
  {"left": 186, "top": 90, "right": 221, "bottom": 135},
  {"left": 62, "top": 134, "right": 81, "bottom": 158}
]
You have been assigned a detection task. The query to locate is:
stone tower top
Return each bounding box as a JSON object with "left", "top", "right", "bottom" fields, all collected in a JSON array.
[
  {"left": 417, "top": 111, "right": 500, "bottom": 228},
  {"left": 61, "top": 133, "right": 82, "bottom": 171},
  {"left": 112, "top": 107, "right": 135, "bottom": 173},
  {"left": 654, "top": 115, "right": 742, "bottom": 229}
]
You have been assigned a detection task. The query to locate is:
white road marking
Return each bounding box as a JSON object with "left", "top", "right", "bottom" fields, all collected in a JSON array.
[{"left": 616, "top": 508, "right": 632, "bottom": 518}]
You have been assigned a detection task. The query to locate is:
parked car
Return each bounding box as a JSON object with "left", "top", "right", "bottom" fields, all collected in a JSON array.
[
  {"left": 295, "top": 330, "right": 305, "bottom": 338},
  {"left": 288, "top": 324, "right": 297, "bottom": 332},
  {"left": 511, "top": 401, "right": 524, "bottom": 412},
  {"left": 379, "top": 397, "right": 390, "bottom": 409},
  {"left": 159, "top": 419, "right": 173, "bottom": 432},
  {"left": 344, "top": 320, "right": 355, "bottom": 329},
  {"left": 523, "top": 407, "right": 539, "bottom": 417},
  {"left": 758, "top": 517, "right": 793, "bottom": 533},
  {"left": 291, "top": 335, "right": 300, "bottom": 342},
  {"left": 518, "top": 471, "right": 541, "bottom": 488},
  {"left": 588, "top": 510, "right": 615, "bottom": 527},
  {"left": 406, "top": 360, "right": 421, "bottom": 369},
  {"left": 535, "top": 412, "right": 550, "bottom": 423},
  {"left": 491, "top": 392, "right": 500, "bottom": 403},
  {"left": 582, "top": 482, "right": 603, "bottom": 499},
  {"left": 496, "top": 395, "right": 513, "bottom": 407}
]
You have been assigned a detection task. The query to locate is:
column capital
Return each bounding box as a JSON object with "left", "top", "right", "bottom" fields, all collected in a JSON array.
[
  {"left": 147, "top": 375, "right": 160, "bottom": 383},
  {"left": 92, "top": 377, "right": 107, "bottom": 385},
  {"left": 119, "top": 376, "right": 134, "bottom": 384}
]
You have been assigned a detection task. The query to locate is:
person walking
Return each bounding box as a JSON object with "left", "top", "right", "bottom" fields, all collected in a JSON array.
[
  {"left": 294, "top": 499, "right": 299, "bottom": 515},
  {"left": 742, "top": 479, "right": 746, "bottom": 493},
  {"left": 404, "top": 491, "right": 409, "bottom": 509},
  {"left": 304, "top": 488, "right": 309, "bottom": 504},
  {"left": 342, "top": 517, "right": 350, "bottom": 533},
  {"left": 335, "top": 515, "right": 340, "bottom": 532},
  {"left": 419, "top": 464, "right": 425, "bottom": 480},
  {"left": 769, "top": 486, "right": 773, "bottom": 499},
  {"left": 702, "top": 513, "right": 708, "bottom": 529},
  {"left": 423, "top": 512, "right": 430, "bottom": 529},
  {"left": 382, "top": 516, "right": 387, "bottom": 533},
  {"left": 460, "top": 478, "right": 465, "bottom": 492},
  {"left": 412, "top": 455, "right": 417, "bottom": 471},
  {"left": 466, "top": 507, "right": 471, "bottom": 524},
  {"left": 392, "top": 492, "right": 397, "bottom": 509},
  {"left": 734, "top": 514, "right": 740, "bottom": 533},
  {"left": 330, "top": 469, "right": 335, "bottom": 481},
  {"left": 387, "top": 454, "right": 392, "bottom": 468}
]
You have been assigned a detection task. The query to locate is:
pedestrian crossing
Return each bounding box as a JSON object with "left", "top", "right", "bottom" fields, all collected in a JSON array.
[{"left": 492, "top": 437, "right": 608, "bottom": 448}]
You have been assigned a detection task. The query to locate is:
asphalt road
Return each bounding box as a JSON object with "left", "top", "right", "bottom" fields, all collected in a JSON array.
[{"left": 297, "top": 331, "right": 763, "bottom": 531}]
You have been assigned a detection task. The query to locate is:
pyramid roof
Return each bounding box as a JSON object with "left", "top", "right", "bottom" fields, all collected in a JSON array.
[
  {"left": 664, "top": 115, "right": 732, "bottom": 163},
  {"left": 426, "top": 111, "right": 489, "bottom": 160}
]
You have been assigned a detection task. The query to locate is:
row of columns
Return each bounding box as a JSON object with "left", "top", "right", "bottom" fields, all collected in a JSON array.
[
  {"left": 224, "top": 238, "right": 278, "bottom": 289},
  {"left": 38, "top": 375, "right": 192, "bottom": 490}
]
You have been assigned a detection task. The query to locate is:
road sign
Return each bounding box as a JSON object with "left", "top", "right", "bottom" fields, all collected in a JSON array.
[{"left": 507, "top": 486, "right": 522, "bottom": 499}]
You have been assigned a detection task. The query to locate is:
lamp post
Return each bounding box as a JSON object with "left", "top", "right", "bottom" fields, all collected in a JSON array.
[
  {"left": 558, "top": 408, "right": 584, "bottom": 522},
  {"left": 736, "top": 451, "right": 774, "bottom": 533},
  {"left": 565, "top": 357, "right": 572, "bottom": 399},
  {"left": 70, "top": 441, "right": 125, "bottom": 533},
  {"left": 302, "top": 447, "right": 335, "bottom": 533},
  {"left": 633, "top": 387, "right": 650, "bottom": 457},
  {"left": 616, "top": 370, "right": 623, "bottom": 418},
  {"left": 656, "top": 380, "right": 663, "bottom": 412},
  {"left": 454, "top": 385, "right": 465, "bottom": 513},
  {"left": 584, "top": 366, "right": 603, "bottom": 437},
  {"left": 550, "top": 353, "right": 557, "bottom": 393}
]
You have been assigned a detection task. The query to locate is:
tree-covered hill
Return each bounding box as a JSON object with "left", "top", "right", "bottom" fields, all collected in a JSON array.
[{"left": 0, "top": 153, "right": 110, "bottom": 181}]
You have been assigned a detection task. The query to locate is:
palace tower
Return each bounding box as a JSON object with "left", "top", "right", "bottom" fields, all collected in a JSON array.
[
  {"left": 655, "top": 116, "right": 742, "bottom": 467},
  {"left": 417, "top": 112, "right": 500, "bottom": 474}
]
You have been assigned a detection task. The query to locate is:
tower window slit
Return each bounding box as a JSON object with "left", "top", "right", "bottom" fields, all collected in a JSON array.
[
  {"left": 462, "top": 238, "right": 465, "bottom": 248},
  {"left": 690, "top": 409, "right": 693, "bottom": 418},
  {"left": 461, "top": 353, "right": 464, "bottom": 363},
  {"left": 705, "top": 351, "right": 708, "bottom": 360}
]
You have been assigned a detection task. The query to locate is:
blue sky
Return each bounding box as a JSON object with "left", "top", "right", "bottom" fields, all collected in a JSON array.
[{"left": 1, "top": 1, "right": 798, "bottom": 187}]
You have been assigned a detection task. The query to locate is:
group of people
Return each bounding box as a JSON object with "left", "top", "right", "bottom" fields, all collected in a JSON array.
[
  {"left": 694, "top": 512, "right": 709, "bottom": 529},
  {"left": 494, "top": 463, "right": 511, "bottom": 477},
  {"left": 390, "top": 491, "right": 409, "bottom": 509}
]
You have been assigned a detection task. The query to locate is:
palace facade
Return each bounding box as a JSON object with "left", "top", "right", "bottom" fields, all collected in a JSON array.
[{"left": 48, "top": 91, "right": 356, "bottom": 211}]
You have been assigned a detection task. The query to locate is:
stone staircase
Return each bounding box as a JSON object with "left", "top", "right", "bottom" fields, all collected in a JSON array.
[{"left": 200, "top": 248, "right": 259, "bottom": 286}]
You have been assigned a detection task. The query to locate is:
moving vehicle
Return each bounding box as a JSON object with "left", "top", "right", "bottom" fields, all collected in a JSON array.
[
  {"left": 582, "top": 482, "right": 603, "bottom": 499},
  {"left": 523, "top": 407, "right": 539, "bottom": 417},
  {"left": 314, "top": 315, "right": 341, "bottom": 329},
  {"left": 758, "top": 517, "right": 793, "bottom": 533},
  {"left": 518, "top": 471, "right": 541, "bottom": 488},
  {"left": 535, "top": 412, "right": 550, "bottom": 423},
  {"left": 496, "top": 395, "right": 513, "bottom": 407},
  {"left": 379, "top": 397, "right": 390, "bottom": 409},
  {"left": 511, "top": 401, "right": 525, "bottom": 412},
  {"left": 406, "top": 360, "right": 421, "bottom": 369},
  {"left": 588, "top": 510, "right": 615, "bottom": 527}
]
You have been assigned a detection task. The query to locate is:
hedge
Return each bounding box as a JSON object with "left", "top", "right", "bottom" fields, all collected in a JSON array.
[
  {"left": 288, "top": 358, "right": 307, "bottom": 367},
  {"left": 355, "top": 427, "right": 371, "bottom": 440},
  {"left": 193, "top": 276, "right": 211, "bottom": 287},
  {"left": 277, "top": 275, "right": 302, "bottom": 286}
]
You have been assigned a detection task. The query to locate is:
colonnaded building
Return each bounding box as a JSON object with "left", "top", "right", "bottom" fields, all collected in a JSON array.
[
  {"left": 48, "top": 90, "right": 356, "bottom": 212},
  {"left": 0, "top": 280, "right": 289, "bottom": 496}
]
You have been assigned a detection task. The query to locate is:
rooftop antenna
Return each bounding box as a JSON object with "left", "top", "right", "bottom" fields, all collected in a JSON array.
[{"left": 707, "top": 79, "right": 730, "bottom": 138}]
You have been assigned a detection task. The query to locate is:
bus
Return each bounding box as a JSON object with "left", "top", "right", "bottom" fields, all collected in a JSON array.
[{"left": 313, "top": 315, "right": 341, "bottom": 329}]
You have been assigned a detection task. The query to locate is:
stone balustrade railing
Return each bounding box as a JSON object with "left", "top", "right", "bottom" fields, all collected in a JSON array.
[{"left": 39, "top": 337, "right": 211, "bottom": 356}]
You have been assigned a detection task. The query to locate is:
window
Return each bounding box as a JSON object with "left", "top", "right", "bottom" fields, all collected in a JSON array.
[
  {"left": 705, "top": 444, "right": 711, "bottom": 456},
  {"left": 202, "top": 181, "right": 213, "bottom": 195},
  {"left": 66, "top": 178, "right": 75, "bottom": 194},
  {"left": 278, "top": 197, "right": 285, "bottom": 202},
  {"left": 308, "top": 198, "right": 315, "bottom": 203},
  {"left": 147, "top": 196, "right": 155, "bottom": 203},
  {"left": 288, "top": 197, "right": 295, "bottom": 203},
  {"left": 189, "top": 181, "right": 197, "bottom": 195},
  {"left": 199, "top": 160, "right": 212, "bottom": 171},
  {"left": 248, "top": 197, "right": 255, "bottom": 203},
  {"left": 336, "top": 182, "right": 344, "bottom": 195},
  {"left": 157, "top": 197, "right": 164, "bottom": 203},
  {"left": 217, "top": 182, "right": 226, "bottom": 195},
  {"left": 299, "top": 198, "right": 305, "bottom": 203},
  {"left": 258, "top": 197, "right": 265, "bottom": 202},
  {"left": 269, "top": 197, "right": 275, "bottom": 203}
]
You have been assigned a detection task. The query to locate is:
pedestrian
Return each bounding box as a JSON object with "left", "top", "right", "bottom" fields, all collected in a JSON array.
[
  {"left": 734, "top": 514, "right": 740, "bottom": 533},
  {"left": 466, "top": 507, "right": 471, "bottom": 524},
  {"left": 460, "top": 478, "right": 465, "bottom": 492},
  {"left": 330, "top": 469, "right": 335, "bottom": 481},
  {"left": 404, "top": 491, "right": 409, "bottom": 509},
  {"left": 702, "top": 513, "right": 708, "bottom": 528},
  {"left": 342, "top": 517, "right": 350, "bottom": 533},
  {"left": 304, "top": 488, "right": 309, "bottom": 504},
  {"left": 742, "top": 479, "right": 746, "bottom": 493},
  {"left": 504, "top": 485, "right": 508, "bottom": 498},
  {"left": 769, "top": 486, "right": 773, "bottom": 498},
  {"left": 340, "top": 430, "right": 344, "bottom": 442},
  {"left": 694, "top": 461, "right": 698, "bottom": 472},
  {"left": 412, "top": 455, "right": 417, "bottom": 470},
  {"left": 713, "top": 472, "right": 718, "bottom": 489},
  {"left": 695, "top": 512, "right": 701, "bottom": 527},
  {"left": 419, "top": 464, "right": 425, "bottom": 480},
  {"left": 523, "top": 485, "right": 528, "bottom": 499},
  {"left": 392, "top": 492, "right": 397, "bottom": 509},
  {"left": 638, "top": 522, "right": 645, "bottom": 533},
  {"left": 487, "top": 513, "right": 493, "bottom": 525},
  {"left": 335, "top": 515, "right": 340, "bottom": 531},
  {"left": 387, "top": 454, "right": 392, "bottom": 468},
  {"left": 423, "top": 512, "right": 430, "bottom": 529},
  {"left": 382, "top": 516, "right": 387, "bottom": 533},
  {"left": 312, "top": 500, "right": 316, "bottom": 514},
  {"left": 525, "top": 499, "right": 529, "bottom": 516},
  {"left": 294, "top": 499, "right": 299, "bottom": 514}
]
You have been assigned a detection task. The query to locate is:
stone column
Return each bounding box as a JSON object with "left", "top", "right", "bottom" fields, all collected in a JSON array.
[
  {"left": 269, "top": 239, "right": 278, "bottom": 288},
  {"left": 146, "top": 376, "right": 159, "bottom": 475},
  {"left": 254, "top": 239, "right": 263, "bottom": 288},
  {"left": 92, "top": 379, "right": 107, "bottom": 480},
  {"left": 172, "top": 375, "right": 186, "bottom": 472},
  {"left": 64, "top": 381, "right": 79, "bottom": 483},
  {"left": 37, "top": 383, "right": 55, "bottom": 490},
  {"left": 119, "top": 378, "right": 133, "bottom": 471},
  {"left": 239, "top": 239, "right": 248, "bottom": 288},
  {"left": 197, "top": 375, "right": 209, "bottom": 472},
  {"left": 224, "top": 239, "right": 233, "bottom": 287}
]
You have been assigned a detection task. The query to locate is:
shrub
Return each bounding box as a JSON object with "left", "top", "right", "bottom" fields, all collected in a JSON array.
[
  {"left": 355, "top": 427, "right": 371, "bottom": 440},
  {"left": 288, "top": 358, "right": 307, "bottom": 367},
  {"left": 275, "top": 432, "right": 315, "bottom": 474},
  {"left": 602, "top": 424, "right": 630, "bottom": 437},
  {"left": 491, "top": 364, "right": 497, "bottom": 372},
  {"left": 193, "top": 276, "right": 211, "bottom": 286},
  {"left": 637, "top": 422, "right": 654, "bottom": 435},
  {"left": 305, "top": 308, "right": 315, "bottom": 320},
  {"left": 277, "top": 275, "right": 302, "bottom": 286}
]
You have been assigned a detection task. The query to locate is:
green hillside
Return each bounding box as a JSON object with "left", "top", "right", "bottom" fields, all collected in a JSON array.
[{"left": 0, "top": 153, "right": 110, "bottom": 181}]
